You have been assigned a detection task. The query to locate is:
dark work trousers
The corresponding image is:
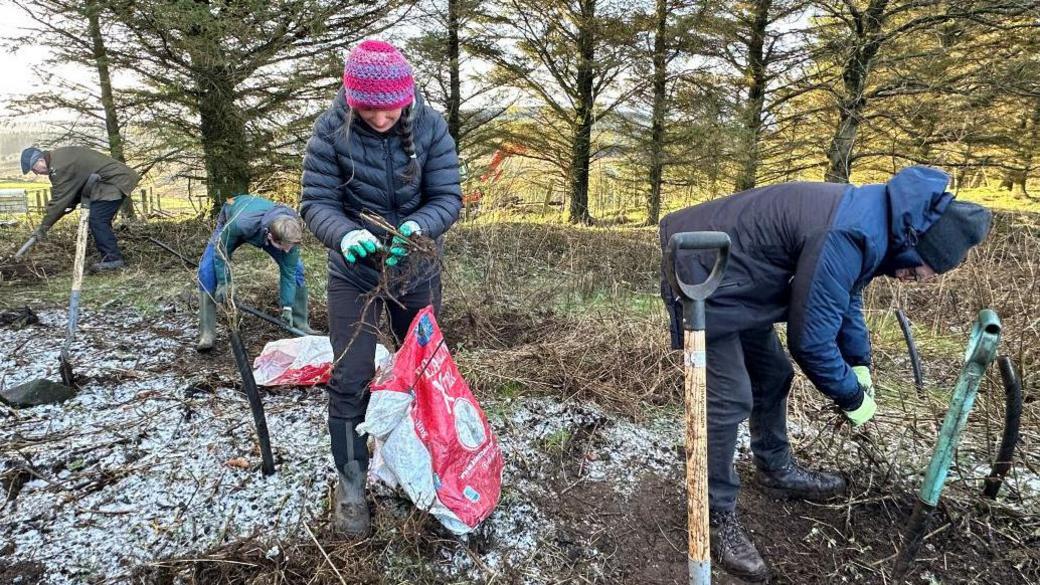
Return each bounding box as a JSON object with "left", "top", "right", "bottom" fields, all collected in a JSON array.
[
  {"left": 326, "top": 271, "right": 442, "bottom": 475},
  {"left": 707, "top": 325, "right": 794, "bottom": 512},
  {"left": 88, "top": 197, "right": 126, "bottom": 262}
]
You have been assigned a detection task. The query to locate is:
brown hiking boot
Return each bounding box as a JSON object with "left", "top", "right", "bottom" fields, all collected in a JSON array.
[
  {"left": 332, "top": 460, "right": 370, "bottom": 537},
  {"left": 756, "top": 461, "right": 846, "bottom": 502},
  {"left": 710, "top": 509, "right": 770, "bottom": 583}
]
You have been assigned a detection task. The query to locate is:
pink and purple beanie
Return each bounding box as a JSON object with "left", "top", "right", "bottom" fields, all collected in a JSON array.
[{"left": 342, "top": 40, "right": 415, "bottom": 110}]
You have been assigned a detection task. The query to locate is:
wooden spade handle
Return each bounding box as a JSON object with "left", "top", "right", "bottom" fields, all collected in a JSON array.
[
  {"left": 685, "top": 328, "right": 710, "bottom": 583},
  {"left": 71, "top": 206, "right": 90, "bottom": 294}
]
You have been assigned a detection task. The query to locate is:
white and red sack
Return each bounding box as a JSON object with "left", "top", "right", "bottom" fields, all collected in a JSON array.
[
  {"left": 252, "top": 335, "right": 389, "bottom": 387},
  {"left": 356, "top": 305, "right": 503, "bottom": 535}
]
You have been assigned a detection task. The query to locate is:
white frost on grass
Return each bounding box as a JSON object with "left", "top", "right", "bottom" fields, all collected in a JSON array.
[{"left": 1, "top": 309, "right": 334, "bottom": 585}]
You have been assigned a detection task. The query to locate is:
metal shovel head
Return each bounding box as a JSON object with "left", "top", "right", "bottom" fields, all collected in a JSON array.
[
  {"left": 59, "top": 349, "right": 76, "bottom": 388},
  {"left": 0, "top": 378, "right": 76, "bottom": 408}
]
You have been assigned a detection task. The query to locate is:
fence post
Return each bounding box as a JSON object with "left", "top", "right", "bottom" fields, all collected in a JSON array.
[
  {"left": 35, "top": 190, "right": 42, "bottom": 212},
  {"left": 140, "top": 189, "right": 149, "bottom": 217},
  {"left": 542, "top": 180, "right": 555, "bottom": 216},
  {"left": 154, "top": 187, "right": 161, "bottom": 212}
]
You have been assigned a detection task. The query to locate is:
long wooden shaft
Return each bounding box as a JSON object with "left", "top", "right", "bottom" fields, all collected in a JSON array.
[
  {"left": 685, "top": 328, "right": 710, "bottom": 584},
  {"left": 65, "top": 207, "right": 91, "bottom": 349}
]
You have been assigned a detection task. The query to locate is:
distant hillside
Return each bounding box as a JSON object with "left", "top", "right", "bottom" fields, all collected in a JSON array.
[{"left": 0, "top": 120, "right": 68, "bottom": 157}]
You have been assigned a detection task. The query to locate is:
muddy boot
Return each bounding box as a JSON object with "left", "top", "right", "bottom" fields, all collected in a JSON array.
[
  {"left": 89, "top": 259, "right": 126, "bottom": 273},
  {"left": 291, "top": 285, "right": 320, "bottom": 335},
  {"left": 330, "top": 418, "right": 370, "bottom": 537},
  {"left": 710, "top": 509, "right": 770, "bottom": 583},
  {"left": 333, "top": 459, "right": 370, "bottom": 537},
  {"left": 195, "top": 291, "right": 217, "bottom": 352},
  {"left": 756, "top": 461, "right": 846, "bottom": 502}
]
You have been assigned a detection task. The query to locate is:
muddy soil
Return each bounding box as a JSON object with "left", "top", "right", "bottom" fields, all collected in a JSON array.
[
  {"left": 553, "top": 469, "right": 1036, "bottom": 585},
  {"left": 502, "top": 408, "right": 1038, "bottom": 585}
]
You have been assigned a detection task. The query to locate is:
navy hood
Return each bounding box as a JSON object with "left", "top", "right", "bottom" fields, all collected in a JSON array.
[{"left": 885, "top": 166, "right": 954, "bottom": 254}]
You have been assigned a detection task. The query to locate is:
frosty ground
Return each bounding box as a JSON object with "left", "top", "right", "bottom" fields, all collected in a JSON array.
[{"left": 3, "top": 308, "right": 1038, "bottom": 584}]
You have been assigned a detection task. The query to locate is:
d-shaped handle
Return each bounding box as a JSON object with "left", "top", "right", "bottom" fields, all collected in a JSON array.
[
  {"left": 665, "top": 231, "right": 731, "bottom": 302},
  {"left": 664, "top": 231, "right": 730, "bottom": 333}
]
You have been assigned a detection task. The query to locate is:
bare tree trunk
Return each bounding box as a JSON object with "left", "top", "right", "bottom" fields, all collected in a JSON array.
[
  {"left": 86, "top": 0, "right": 135, "bottom": 218},
  {"left": 1019, "top": 97, "right": 1040, "bottom": 194},
  {"left": 734, "top": 0, "right": 771, "bottom": 192},
  {"left": 568, "top": 0, "right": 596, "bottom": 224},
  {"left": 447, "top": 0, "right": 462, "bottom": 145},
  {"left": 646, "top": 0, "right": 668, "bottom": 225},
  {"left": 824, "top": 0, "right": 889, "bottom": 183}
]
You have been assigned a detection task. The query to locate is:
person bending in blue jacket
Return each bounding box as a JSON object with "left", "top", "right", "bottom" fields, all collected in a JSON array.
[
  {"left": 659, "top": 166, "right": 991, "bottom": 582},
  {"left": 196, "top": 194, "right": 317, "bottom": 352},
  {"left": 300, "top": 40, "right": 462, "bottom": 537}
]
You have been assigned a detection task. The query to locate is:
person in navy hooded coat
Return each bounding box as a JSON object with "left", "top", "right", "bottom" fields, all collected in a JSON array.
[{"left": 659, "top": 166, "right": 991, "bottom": 582}]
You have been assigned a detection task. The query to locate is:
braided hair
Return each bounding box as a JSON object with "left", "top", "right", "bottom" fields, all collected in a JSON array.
[{"left": 398, "top": 105, "right": 419, "bottom": 185}]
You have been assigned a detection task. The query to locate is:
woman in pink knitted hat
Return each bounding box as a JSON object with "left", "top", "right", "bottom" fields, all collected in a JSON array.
[{"left": 300, "top": 39, "right": 462, "bottom": 537}]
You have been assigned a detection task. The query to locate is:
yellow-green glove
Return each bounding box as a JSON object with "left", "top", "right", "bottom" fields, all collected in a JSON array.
[
  {"left": 852, "top": 365, "right": 873, "bottom": 395},
  {"left": 844, "top": 391, "right": 877, "bottom": 426},
  {"left": 844, "top": 367, "right": 876, "bottom": 427}
]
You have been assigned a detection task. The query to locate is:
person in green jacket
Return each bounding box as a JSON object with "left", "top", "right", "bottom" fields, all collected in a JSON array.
[
  {"left": 196, "top": 195, "right": 318, "bottom": 351},
  {"left": 21, "top": 146, "right": 140, "bottom": 272}
]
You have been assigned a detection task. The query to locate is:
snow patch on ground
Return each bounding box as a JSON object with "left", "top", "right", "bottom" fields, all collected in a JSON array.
[
  {"left": 1, "top": 309, "right": 334, "bottom": 585},
  {"left": 4, "top": 309, "right": 1034, "bottom": 584}
]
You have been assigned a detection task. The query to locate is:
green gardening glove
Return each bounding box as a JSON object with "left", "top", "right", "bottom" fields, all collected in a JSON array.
[
  {"left": 844, "top": 366, "right": 877, "bottom": 427},
  {"left": 844, "top": 391, "right": 877, "bottom": 427},
  {"left": 386, "top": 220, "right": 421, "bottom": 267},
  {"left": 280, "top": 306, "right": 293, "bottom": 327},
  {"left": 340, "top": 229, "right": 382, "bottom": 264},
  {"left": 852, "top": 365, "right": 873, "bottom": 395}
]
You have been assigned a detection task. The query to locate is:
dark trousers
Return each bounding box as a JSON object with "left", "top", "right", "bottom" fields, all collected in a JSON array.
[
  {"left": 88, "top": 197, "right": 125, "bottom": 262},
  {"left": 707, "top": 326, "right": 794, "bottom": 512},
  {"left": 326, "top": 272, "right": 442, "bottom": 474}
]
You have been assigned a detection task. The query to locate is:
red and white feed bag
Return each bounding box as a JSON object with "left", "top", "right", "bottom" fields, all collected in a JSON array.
[{"left": 357, "top": 306, "right": 504, "bottom": 535}]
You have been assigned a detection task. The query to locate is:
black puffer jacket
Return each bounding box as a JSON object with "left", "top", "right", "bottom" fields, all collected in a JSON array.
[{"left": 301, "top": 88, "right": 462, "bottom": 291}]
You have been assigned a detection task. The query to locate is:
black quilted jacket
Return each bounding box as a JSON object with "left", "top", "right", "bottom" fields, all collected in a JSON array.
[{"left": 301, "top": 88, "right": 462, "bottom": 291}]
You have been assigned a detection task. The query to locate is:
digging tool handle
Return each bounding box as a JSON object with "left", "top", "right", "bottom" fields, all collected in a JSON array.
[
  {"left": 895, "top": 309, "right": 924, "bottom": 392},
  {"left": 147, "top": 236, "right": 196, "bottom": 269},
  {"left": 664, "top": 232, "right": 730, "bottom": 332},
  {"left": 982, "top": 356, "right": 1022, "bottom": 499},
  {"left": 14, "top": 234, "right": 39, "bottom": 261},
  {"left": 894, "top": 309, "right": 1001, "bottom": 582},
  {"left": 229, "top": 327, "right": 276, "bottom": 475},
  {"left": 60, "top": 199, "right": 92, "bottom": 385},
  {"left": 237, "top": 302, "right": 309, "bottom": 338},
  {"left": 664, "top": 231, "right": 730, "bottom": 585}
]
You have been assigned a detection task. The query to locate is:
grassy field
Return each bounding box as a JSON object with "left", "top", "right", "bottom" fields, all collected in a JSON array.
[
  {"left": 0, "top": 180, "right": 44, "bottom": 189},
  {"left": 957, "top": 186, "right": 1040, "bottom": 213}
]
